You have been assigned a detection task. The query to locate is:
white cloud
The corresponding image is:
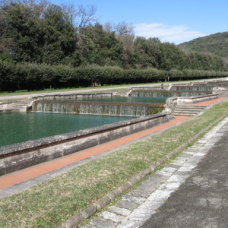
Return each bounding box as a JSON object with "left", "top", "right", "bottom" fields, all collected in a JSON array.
[{"left": 134, "top": 23, "right": 207, "bottom": 44}]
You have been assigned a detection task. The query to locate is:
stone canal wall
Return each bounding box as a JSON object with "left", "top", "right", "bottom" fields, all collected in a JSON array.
[
  {"left": 0, "top": 112, "right": 170, "bottom": 175},
  {"left": 32, "top": 92, "right": 113, "bottom": 101},
  {"left": 129, "top": 83, "right": 213, "bottom": 97},
  {"left": 32, "top": 100, "right": 164, "bottom": 117},
  {"left": 30, "top": 92, "right": 164, "bottom": 117}
]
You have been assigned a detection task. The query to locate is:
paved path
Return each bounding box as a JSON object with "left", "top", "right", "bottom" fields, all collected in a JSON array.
[
  {"left": 141, "top": 117, "right": 228, "bottom": 228},
  {"left": 0, "top": 78, "right": 223, "bottom": 101},
  {"left": 0, "top": 97, "right": 223, "bottom": 199},
  {"left": 0, "top": 84, "right": 155, "bottom": 101},
  {"left": 193, "top": 97, "right": 223, "bottom": 106},
  {"left": 82, "top": 116, "right": 228, "bottom": 228}
]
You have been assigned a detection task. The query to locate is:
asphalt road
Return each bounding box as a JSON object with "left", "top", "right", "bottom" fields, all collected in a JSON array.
[{"left": 141, "top": 121, "right": 228, "bottom": 228}]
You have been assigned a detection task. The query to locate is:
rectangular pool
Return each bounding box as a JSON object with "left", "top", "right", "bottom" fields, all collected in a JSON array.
[{"left": 0, "top": 112, "right": 133, "bottom": 147}]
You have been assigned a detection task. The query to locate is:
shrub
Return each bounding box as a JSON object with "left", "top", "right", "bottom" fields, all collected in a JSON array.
[{"left": 0, "top": 61, "right": 227, "bottom": 92}]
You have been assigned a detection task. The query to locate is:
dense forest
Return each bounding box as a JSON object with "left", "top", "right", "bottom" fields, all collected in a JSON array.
[
  {"left": 179, "top": 32, "right": 228, "bottom": 59},
  {"left": 0, "top": 0, "right": 228, "bottom": 91}
]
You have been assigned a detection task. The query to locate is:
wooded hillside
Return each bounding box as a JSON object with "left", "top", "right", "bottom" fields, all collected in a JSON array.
[{"left": 179, "top": 32, "right": 228, "bottom": 59}]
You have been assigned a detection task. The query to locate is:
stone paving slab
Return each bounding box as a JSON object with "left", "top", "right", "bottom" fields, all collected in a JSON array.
[
  {"left": 108, "top": 206, "right": 131, "bottom": 216},
  {"left": 81, "top": 116, "right": 228, "bottom": 228}
]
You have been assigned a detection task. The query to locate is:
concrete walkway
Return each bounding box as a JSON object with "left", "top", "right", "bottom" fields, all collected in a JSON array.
[
  {"left": 0, "top": 98, "right": 224, "bottom": 199},
  {"left": 0, "top": 84, "right": 155, "bottom": 101},
  {"left": 0, "top": 78, "right": 223, "bottom": 101},
  {"left": 141, "top": 117, "right": 228, "bottom": 228}
]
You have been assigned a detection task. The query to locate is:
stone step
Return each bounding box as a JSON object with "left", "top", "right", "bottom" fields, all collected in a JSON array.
[
  {"left": 9, "top": 102, "right": 29, "bottom": 107},
  {"left": 176, "top": 104, "right": 206, "bottom": 107},
  {"left": 0, "top": 100, "right": 29, "bottom": 112},
  {"left": 0, "top": 109, "right": 20, "bottom": 113},
  {"left": 174, "top": 112, "right": 201, "bottom": 116},
  {"left": 175, "top": 108, "right": 205, "bottom": 111},
  {"left": 175, "top": 106, "right": 206, "bottom": 109},
  {"left": 174, "top": 113, "right": 196, "bottom": 116},
  {"left": 17, "top": 103, "right": 29, "bottom": 106},
  {"left": 174, "top": 110, "right": 200, "bottom": 113},
  {"left": 175, "top": 108, "right": 204, "bottom": 111},
  {"left": 11, "top": 105, "right": 26, "bottom": 109},
  {"left": 175, "top": 110, "right": 205, "bottom": 112},
  {"left": 12, "top": 105, "right": 26, "bottom": 108},
  {"left": 174, "top": 111, "right": 203, "bottom": 114},
  {"left": 174, "top": 111, "right": 199, "bottom": 114},
  {"left": 175, "top": 108, "right": 203, "bottom": 111},
  {"left": 173, "top": 104, "right": 205, "bottom": 116}
]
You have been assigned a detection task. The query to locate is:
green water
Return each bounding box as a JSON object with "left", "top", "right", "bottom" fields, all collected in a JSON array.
[{"left": 0, "top": 113, "right": 133, "bottom": 147}]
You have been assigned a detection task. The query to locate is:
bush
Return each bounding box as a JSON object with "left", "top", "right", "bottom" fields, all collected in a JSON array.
[
  {"left": 0, "top": 60, "right": 20, "bottom": 91},
  {"left": 0, "top": 61, "right": 227, "bottom": 92}
]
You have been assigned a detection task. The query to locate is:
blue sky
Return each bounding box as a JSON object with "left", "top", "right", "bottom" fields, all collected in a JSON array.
[{"left": 53, "top": 0, "right": 228, "bottom": 44}]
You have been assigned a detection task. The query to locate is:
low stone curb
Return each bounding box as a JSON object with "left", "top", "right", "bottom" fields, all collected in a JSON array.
[{"left": 58, "top": 112, "right": 227, "bottom": 228}]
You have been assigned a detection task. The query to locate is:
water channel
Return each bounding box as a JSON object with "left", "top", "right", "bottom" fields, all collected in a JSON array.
[
  {"left": 0, "top": 94, "right": 170, "bottom": 147},
  {"left": 0, "top": 112, "right": 133, "bottom": 147},
  {"left": 0, "top": 83, "right": 214, "bottom": 147}
]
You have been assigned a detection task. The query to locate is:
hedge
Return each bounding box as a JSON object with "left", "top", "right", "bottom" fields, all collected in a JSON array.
[{"left": 0, "top": 61, "right": 228, "bottom": 91}]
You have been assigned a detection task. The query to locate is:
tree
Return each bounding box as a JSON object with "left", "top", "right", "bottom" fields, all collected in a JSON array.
[
  {"left": 133, "top": 37, "right": 161, "bottom": 68},
  {"left": 75, "top": 5, "right": 96, "bottom": 28},
  {"left": 0, "top": 1, "right": 227, "bottom": 72},
  {"left": 0, "top": 1, "right": 76, "bottom": 64},
  {"left": 0, "top": 3, "right": 42, "bottom": 62},
  {"left": 159, "top": 42, "right": 186, "bottom": 70},
  {"left": 114, "top": 22, "right": 135, "bottom": 68},
  {"left": 41, "top": 4, "right": 76, "bottom": 64},
  {"left": 77, "top": 23, "right": 124, "bottom": 66}
]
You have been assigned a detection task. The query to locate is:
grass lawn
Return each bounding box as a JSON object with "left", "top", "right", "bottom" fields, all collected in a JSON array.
[
  {"left": 0, "top": 100, "right": 228, "bottom": 227},
  {"left": 0, "top": 83, "right": 149, "bottom": 97},
  {"left": 0, "top": 77, "right": 222, "bottom": 97}
]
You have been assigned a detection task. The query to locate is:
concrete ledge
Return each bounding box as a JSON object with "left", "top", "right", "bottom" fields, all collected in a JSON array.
[
  {"left": 0, "top": 113, "right": 170, "bottom": 175},
  {"left": 31, "top": 92, "right": 113, "bottom": 101}
]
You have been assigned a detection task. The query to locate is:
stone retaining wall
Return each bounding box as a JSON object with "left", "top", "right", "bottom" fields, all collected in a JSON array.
[
  {"left": 32, "top": 92, "right": 113, "bottom": 101},
  {"left": 32, "top": 100, "right": 164, "bottom": 117},
  {"left": 213, "top": 88, "right": 228, "bottom": 96}
]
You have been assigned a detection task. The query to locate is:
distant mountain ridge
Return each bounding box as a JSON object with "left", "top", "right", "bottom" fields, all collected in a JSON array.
[{"left": 179, "top": 32, "right": 228, "bottom": 58}]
